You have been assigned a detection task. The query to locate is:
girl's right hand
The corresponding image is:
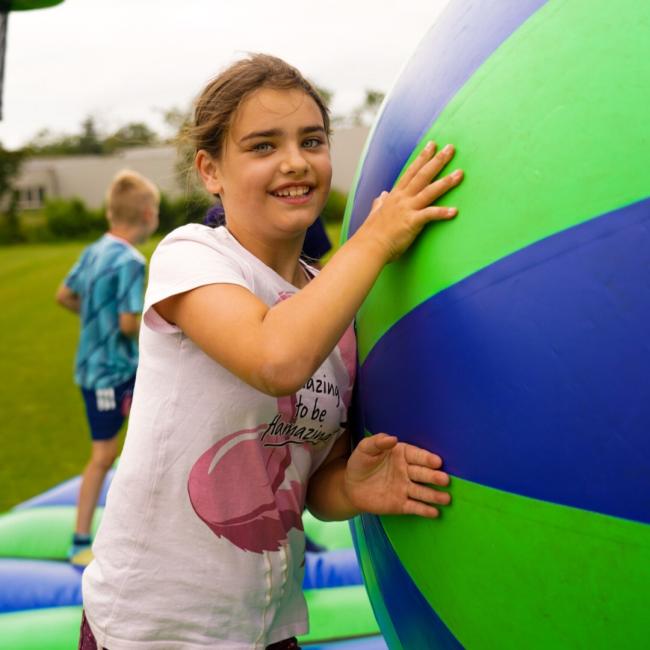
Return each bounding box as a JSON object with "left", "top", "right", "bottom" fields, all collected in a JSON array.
[{"left": 358, "top": 142, "right": 463, "bottom": 263}]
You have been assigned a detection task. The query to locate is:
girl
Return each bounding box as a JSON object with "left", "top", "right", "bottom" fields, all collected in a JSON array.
[{"left": 81, "top": 54, "right": 463, "bottom": 650}]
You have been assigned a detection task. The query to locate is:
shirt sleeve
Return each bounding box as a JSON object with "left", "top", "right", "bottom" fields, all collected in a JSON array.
[
  {"left": 143, "top": 230, "right": 252, "bottom": 334},
  {"left": 63, "top": 250, "right": 88, "bottom": 294},
  {"left": 116, "top": 259, "right": 145, "bottom": 315}
]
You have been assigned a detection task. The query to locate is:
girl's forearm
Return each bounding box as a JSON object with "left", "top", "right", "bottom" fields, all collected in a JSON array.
[
  {"left": 306, "top": 457, "right": 360, "bottom": 522},
  {"left": 259, "top": 144, "right": 461, "bottom": 394},
  {"left": 259, "top": 232, "right": 386, "bottom": 392}
]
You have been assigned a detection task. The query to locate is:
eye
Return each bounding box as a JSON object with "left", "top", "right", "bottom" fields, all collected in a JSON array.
[
  {"left": 252, "top": 142, "right": 274, "bottom": 153},
  {"left": 302, "top": 137, "right": 324, "bottom": 149}
]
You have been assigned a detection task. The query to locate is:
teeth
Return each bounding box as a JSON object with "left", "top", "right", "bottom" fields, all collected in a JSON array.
[{"left": 274, "top": 186, "right": 310, "bottom": 197}]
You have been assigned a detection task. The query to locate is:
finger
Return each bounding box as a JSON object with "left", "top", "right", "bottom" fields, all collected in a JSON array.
[
  {"left": 408, "top": 483, "right": 452, "bottom": 506},
  {"left": 408, "top": 144, "right": 456, "bottom": 194},
  {"left": 416, "top": 169, "right": 464, "bottom": 207},
  {"left": 395, "top": 141, "right": 437, "bottom": 190},
  {"left": 370, "top": 191, "right": 389, "bottom": 212},
  {"left": 403, "top": 445, "right": 443, "bottom": 468},
  {"left": 419, "top": 206, "right": 458, "bottom": 222},
  {"left": 402, "top": 500, "right": 440, "bottom": 518},
  {"left": 358, "top": 433, "right": 398, "bottom": 456},
  {"left": 407, "top": 465, "right": 450, "bottom": 487}
]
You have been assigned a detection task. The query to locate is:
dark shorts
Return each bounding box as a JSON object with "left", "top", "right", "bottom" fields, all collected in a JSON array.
[
  {"left": 81, "top": 375, "right": 135, "bottom": 441},
  {"left": 78, "top": 612, "right": 301, "bottom": 649},
  {"left": 79, "top": 612, "right": 105, "bottom": 650}
]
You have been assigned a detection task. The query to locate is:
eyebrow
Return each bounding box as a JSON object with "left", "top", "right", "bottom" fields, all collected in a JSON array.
[{"left": 238, "top": 125, "right": 326, "bottom": 143}]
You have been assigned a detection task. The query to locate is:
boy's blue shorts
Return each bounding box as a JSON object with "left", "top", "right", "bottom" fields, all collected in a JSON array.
[{"left": 81, "top": 375, "right": 136, "bottom": 441}]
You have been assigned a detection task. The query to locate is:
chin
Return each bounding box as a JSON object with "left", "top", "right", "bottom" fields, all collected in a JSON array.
[{"left": 276, "top": 213, "right": 319, "bottom": 235}]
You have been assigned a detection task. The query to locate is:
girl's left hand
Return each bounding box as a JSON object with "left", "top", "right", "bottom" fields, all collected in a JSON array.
[{"left": 343, "top": 433, "right": 451, "bottom": 518}]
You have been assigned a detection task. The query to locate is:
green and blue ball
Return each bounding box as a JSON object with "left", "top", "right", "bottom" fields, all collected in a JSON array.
[{"left": 345, "top": 1, "right": 650, "bottom": 647}]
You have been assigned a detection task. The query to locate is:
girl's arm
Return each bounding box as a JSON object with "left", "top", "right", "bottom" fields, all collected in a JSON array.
[
  {"left": 306, "top": 430, "right": 451, "bottom": 521},
  {"left": 156, "top": 142, "right": 462, "bottom": 396}
]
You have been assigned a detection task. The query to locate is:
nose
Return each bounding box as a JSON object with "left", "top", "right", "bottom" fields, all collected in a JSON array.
[{"left": 279, "top": 144, "right": 309, "bottom": 176}]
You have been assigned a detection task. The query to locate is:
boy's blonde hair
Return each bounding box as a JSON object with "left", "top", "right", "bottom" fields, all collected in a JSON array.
[{"left": 106, "top": 170, "right": 160, "bottom": 225}]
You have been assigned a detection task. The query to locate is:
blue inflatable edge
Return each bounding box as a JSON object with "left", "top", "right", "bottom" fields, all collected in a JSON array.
[
  {"left": 353, "top": 513, "right": 463, "bottom": 649},
  {"left": 0, "top": 549, "right": 362, "bottom": 613},
  {"left": 13, "top": 471, "right": 114, "bottom": 510},
  {"left": 304, "top": 636, "right": 388, "bottom": 650}
]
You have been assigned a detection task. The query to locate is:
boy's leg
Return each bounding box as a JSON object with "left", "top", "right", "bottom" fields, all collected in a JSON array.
[
  {"left": 75, "top": 436, "right": 119, "bottom": 536},
  {"left": 71, "top": 377, "right": 134, "bottom": 563}
]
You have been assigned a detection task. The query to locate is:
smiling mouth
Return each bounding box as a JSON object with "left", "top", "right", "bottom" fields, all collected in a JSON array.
[{"left": 271, "top": 185, "right": 312, "bottom": 198}]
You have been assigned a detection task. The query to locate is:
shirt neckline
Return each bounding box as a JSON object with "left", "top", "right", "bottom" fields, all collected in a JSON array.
[
  {"left": 104, "top": 233, "right": 146, "bottom": 262},
  {"left": 215, "top": 225, "right": 316, "bottom": 291}
]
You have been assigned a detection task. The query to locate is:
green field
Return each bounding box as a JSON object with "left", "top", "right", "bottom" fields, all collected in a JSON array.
[
  {"left": 0, "top": 223, "right": 341, "bottom": 512},
  {"left": 0, "top": 238, "right": 159, "bottom": 512}
]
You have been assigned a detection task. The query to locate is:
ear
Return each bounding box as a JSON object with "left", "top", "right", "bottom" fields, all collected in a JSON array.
[
  {"left": 143, "top": 204, "right": 158, "bottom": 231},
  {"left": 195, "top": 150, "right": 223, "bottom": 194}
]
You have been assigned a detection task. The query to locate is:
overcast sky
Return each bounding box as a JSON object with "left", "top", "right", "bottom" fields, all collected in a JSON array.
[{"left": 0, "top": 0, "right": 450, "bottom": 149}]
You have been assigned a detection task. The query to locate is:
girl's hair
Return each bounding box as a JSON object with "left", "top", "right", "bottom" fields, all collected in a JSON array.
[
  {"left": 188, "top": 53, "right": 331, "bottom": 162},
  {"left": 191, "top": 53, "right": 331, "bottom": 228}
]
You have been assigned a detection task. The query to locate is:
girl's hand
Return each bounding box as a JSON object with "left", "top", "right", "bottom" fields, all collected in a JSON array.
[
  {"left": 343, "top": 433, "right": 451, "bottom": 518},
  {"left": 358, "top": 142, "right": 463, "bottom": 263}
]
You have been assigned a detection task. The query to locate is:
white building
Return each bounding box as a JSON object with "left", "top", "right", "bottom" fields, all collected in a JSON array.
[{"left": 15, "top": 126, "right": 370, "bottom": 211}]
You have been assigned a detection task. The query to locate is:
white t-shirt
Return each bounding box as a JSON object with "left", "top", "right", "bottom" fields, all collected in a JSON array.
[{"left": 82, "top": 224, "right": 356, "bottom": 650}]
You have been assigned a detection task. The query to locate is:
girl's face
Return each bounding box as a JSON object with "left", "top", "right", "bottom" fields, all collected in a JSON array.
[{"left": 200, "top": 87, "right": 332, "bottom": 244}]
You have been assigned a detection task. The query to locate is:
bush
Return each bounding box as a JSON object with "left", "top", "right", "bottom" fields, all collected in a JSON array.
[
  {"left": 20, "top": 210, "right": 55, "bottom": 243},
  {"left": 321, "top": 188, "right": 348, "bottom": 223},
  {"left": 0, "top": 194, "right": 24, "bottom": 244},
  {"left": 0, "top": 192, "right": 213, "bottom": 245},
  {"left": 158, "top": 192, "right": 212, "bottom": 235},
  {"left": 44, "top": 197, "right": 105, "bottom": 240}
]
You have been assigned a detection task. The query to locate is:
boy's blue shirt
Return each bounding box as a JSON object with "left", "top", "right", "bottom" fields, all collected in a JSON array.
[{"left": 65, "top": 233, "right": 146, "bottom": 389}]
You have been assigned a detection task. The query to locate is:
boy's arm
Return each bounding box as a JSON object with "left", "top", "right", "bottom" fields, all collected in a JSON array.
[
  {"left": 55, "top": 283, "right": 81, "bottom": 313},
  {"left": 117, "top": 259, "right": 146, "bottom": 339},
  {"left": 306, "top": 430, "right": 451, "bottom": 522},
  {"left": 119, "top": 313, "right": 141, "bottom": 339}
]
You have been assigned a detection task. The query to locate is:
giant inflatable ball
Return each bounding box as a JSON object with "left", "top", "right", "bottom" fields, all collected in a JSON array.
[{"left": 344, "top": 1, "right": 650, "bottom": 648}]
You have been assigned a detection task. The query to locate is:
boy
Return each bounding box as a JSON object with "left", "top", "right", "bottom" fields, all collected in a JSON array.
[{"left": 55, "top": 169, "right": 159, "bottom": 565}]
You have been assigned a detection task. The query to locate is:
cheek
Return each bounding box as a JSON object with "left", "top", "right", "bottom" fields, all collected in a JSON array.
[
  {"left": 317, "top": 154, "right": 333, "bottom": 186},
  {"left": 324, "top": 164, "right": 333, "bottom": 187},
  {"left": 226, "top": 178, "right": 266, "bottom": 206},
  {"left": 318, "top": 161, "right": 333, "bottom": 198},
  {"left": 238, "top": 165, "right": 275, "bottom": 199}
]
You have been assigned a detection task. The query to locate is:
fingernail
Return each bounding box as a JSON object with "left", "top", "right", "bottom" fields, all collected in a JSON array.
[
  {"left": 444, "top": 144, "right": 453, "bottom": 154},
  {"left": 447, "top": 208, "right": 457, "bottom": 217},
  {"left": 425, "top": 141, "right": 435, "bottom": 152},
  {"left": 453, "top": 170, "right": 463, "bottom": 180}
]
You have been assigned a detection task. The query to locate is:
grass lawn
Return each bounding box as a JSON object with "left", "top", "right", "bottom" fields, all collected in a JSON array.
[
  {"left": 0, "top": 237, "right": 159, "bottom": 512},
  {"left": 0, "top": 222, "right": 343, "bottom": 512}
]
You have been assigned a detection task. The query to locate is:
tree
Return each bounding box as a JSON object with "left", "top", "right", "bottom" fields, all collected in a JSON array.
[
  {"left": 315, "top": 86, "right": 347, "bottom": 126},
  {"left": 24, "top": 127, "right": 79, "bottom": 156},
  {"left": 0, "top": 143, "right": 24, "bottom": 243},
  {"left": 24, "top": 116, "right": 162, "bottom": 156},
  {"left": 103, "top": 122, "right": 159, "bottom": 153},
  {"left": 351, "top": 89, "right": 385, "bottom": 126},
  {"left": 160, "top": 105, "right": 205, "bottom": 194},
  {"left": 77, "top": 116, "right": 104, "bottom": 154},
  {"left": 316, "top": 85, "right": 334, "bottom": 108}
]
